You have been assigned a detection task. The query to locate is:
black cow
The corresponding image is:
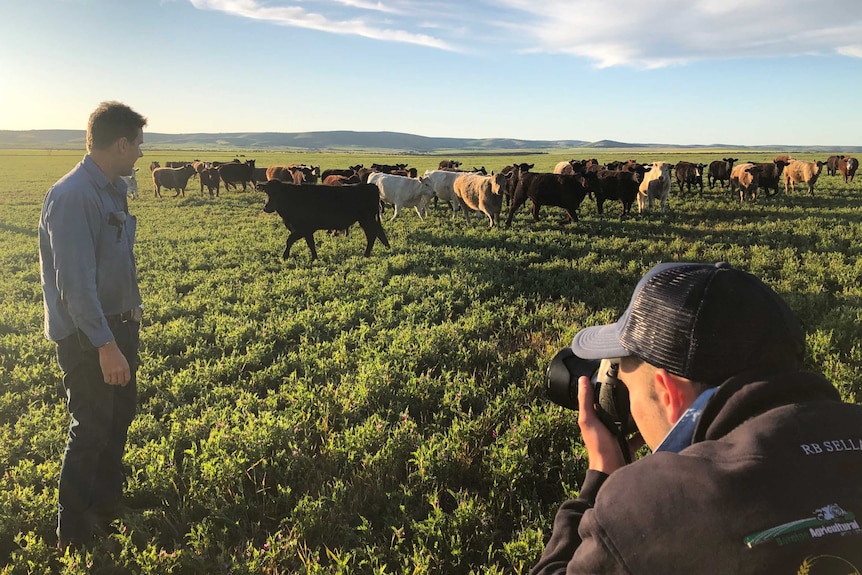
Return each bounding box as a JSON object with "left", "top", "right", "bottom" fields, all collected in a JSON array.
[
  {"left": 370, "top": 163, "right": 407, "bottom": 173},
  {"left": 256, "top": 180, "right": 390, "bottom": 260},
  {"left": 200, "top": 167, "right": 221, "bottom": 197},
  {"left": 218, "top": 159, "right": 256, "bottom": 191},
  {"left": 500, "top": 162, "right": 534, "bottom": 209},
  {"left": 707, "top": 158, "right": 738, "bottom": 190},
  {"left": 752, "top": 160, "right": 790, "bottom": 197},
  {"left": 593, "top": 169, "right": 641, "bottom": 218},
  {"left": 505, "top": 172, "right": 594, "bottom": 227},
  {"left": 674, "top": 161, "right": 706, "bottom": 195}
]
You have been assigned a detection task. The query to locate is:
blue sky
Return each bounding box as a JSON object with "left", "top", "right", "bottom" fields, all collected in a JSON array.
[{"left": 1, "top": 0, "right": 861, "bottom": 146}]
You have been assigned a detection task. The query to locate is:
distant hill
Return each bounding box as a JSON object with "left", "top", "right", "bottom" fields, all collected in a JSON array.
[{"left": 0, "top": 129, "right": 859, "bottom": 153}]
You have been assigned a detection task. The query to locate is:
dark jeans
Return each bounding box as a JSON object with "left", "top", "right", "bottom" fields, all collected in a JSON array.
[{"left": 56, "top": 319, "right": 139, "bottom": 544}]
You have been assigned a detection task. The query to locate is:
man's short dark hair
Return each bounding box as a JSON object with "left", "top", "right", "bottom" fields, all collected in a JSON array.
[{"left": 86, "top": 101, "right": 147, "bottom": 152}]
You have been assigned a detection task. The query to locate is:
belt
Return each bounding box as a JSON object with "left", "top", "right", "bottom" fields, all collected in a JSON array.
[{"left": 106, "top": 307, "right": 143, "bottom": 323}]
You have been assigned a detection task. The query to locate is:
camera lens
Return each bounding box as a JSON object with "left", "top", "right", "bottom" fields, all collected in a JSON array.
[{"left": 546, "top": 348, "right": 600, "bottom": 411}]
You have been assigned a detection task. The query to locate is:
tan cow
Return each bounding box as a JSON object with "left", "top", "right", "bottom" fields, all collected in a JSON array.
[
  {"left": 783, "top": 160, "right": 826, "bottom": 195},
  {"left": 453, "top": 172, "right": 509, "bottom": 228},
  {"left": 638, "top": 162, "right": 673, "bottom": 213},
  {"left": 729, "top": 163, "right": 763, "bottom": 202}
]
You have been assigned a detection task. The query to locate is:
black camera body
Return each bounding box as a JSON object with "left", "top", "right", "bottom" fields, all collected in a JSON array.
[{"left": 546, "top": 348, "right": 636, "bottom": 436}]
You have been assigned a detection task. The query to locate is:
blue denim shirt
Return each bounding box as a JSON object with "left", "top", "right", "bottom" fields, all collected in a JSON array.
[
  {"left": 39, "top": 155, "right": 141, "bottom": 347},
  {"left": 654, "top": 386, "right": 719, "bottom": 453}
]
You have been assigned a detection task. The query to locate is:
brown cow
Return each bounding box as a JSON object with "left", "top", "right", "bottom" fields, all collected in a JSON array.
[
  {"left": 266, "top": 166, "right": 293, "bottom": 182},
  {"left": 152, "top": 165, "right": 196, "bottom": 198},
  {"left": 752, "top": 160, "right": 790, "bottom": 197},
  {"left": 826, "top": 155, "right": 845, "bottom": 177},
  {"left": 506, "top": 172, "right": 595, "bottom": 227},
  {"left": 838, "top": 157, "right": 859, "bottom": 183},
  {"left": 674, "top": 161, "right": 706, "bottom": 195},
  {"left": 784, "top": 160, "right": 826, "bottom": 195},
  {"left": 707, "top": 158, "right": 738, "bottom": 190},
  {"left": 323, "top": 174, "right": 360, "bottom": 186}
]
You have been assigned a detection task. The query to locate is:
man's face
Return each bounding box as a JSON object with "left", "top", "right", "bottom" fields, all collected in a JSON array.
[
  {"left": 118, "top": 128, "right": 144, "bottom": 176},
  {"left": 618, "top": 358, "right": 670, "bottom": 451}
]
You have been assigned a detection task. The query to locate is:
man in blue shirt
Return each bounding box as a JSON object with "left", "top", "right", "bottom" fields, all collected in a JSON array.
[{"left": 39, "top": 101, "right": 147, "bottom": 549}]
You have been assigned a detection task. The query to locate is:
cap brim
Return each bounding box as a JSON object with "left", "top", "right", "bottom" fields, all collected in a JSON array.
[{"left": 570, "top": 313, "right": 631, "bottom": 360}]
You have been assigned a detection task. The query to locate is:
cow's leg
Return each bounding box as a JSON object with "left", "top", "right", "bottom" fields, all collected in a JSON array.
[
  {"left": 530, "top": 201, "right": 541, "bottom": 221},
  {"left": 455, "top": 198, "right": 470, "bottom": 224},
  {"left": 283, "top": 231, "right": 303, "bottom": 259},
  {"left": 304, "top": 233, "right": 318, "bottom": 260},
  {"left": 390, "top": 204, "right": 400, "bottom": 221},
  {"left": 414, "top": 205, "right": 425, "bottom": 220},
  {"left": 505, "top": 193, "right": 527, "bottom": 227}
]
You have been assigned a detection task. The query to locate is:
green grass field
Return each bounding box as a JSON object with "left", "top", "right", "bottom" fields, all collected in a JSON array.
[{"left": 1, "top": 148, "right": 860, "bottom": 573}]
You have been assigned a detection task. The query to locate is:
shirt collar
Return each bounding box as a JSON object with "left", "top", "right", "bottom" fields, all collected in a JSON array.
[
  {"left": 82, "top": 154, "right": 129, "bottom": 200},
  {"left": 654, "top": 386, "right": 719, "bottom": 453},
  {"left": 82, "top": 154, "right": 112, "bottom": 190}
]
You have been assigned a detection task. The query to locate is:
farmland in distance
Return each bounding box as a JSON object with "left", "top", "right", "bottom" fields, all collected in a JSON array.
[{"left": 1, "top": 148, "right": 860, "bottom": 573}]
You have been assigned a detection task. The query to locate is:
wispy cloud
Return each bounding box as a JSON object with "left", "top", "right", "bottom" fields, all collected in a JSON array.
[
  {"left": 498, "top": 0, "right": 862, "bottom": 68},
  {"left": 187, "top": 0, "right": 457, "bottom": 50},
  {"left": 187, "top": 0, "right": 862, "bottom": 66}
]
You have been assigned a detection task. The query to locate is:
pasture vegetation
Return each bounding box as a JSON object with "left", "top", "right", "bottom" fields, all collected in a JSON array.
[{"left": 0, "top": 148, "right": 860, "bottom": 574}]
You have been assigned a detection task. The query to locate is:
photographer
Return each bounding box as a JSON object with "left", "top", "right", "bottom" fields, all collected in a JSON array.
[{"left": 532, "top": 262, "right": 862, "bottom": 574}]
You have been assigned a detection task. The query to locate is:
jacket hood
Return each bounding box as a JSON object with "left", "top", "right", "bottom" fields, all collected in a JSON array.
[{"left": 692, "top": 369, "right": 841, "bottom": 444}]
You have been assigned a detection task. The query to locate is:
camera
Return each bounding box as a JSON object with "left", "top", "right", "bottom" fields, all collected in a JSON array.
[{"left": 546, "top": 348, "right": 636, "bottom": 436}]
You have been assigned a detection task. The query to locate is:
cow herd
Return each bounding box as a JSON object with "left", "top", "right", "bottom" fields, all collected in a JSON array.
[{"left": 127, "top": 153, "right": 859, "bottom": 259}]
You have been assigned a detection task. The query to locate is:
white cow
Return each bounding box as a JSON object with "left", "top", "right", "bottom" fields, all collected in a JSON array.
[
  {"left": 638, "top": 162, "right": 673, "bottom": 213},
  {"left": 120, "top": 167, "right": 140, "bottom": 199},
  {"left": 368, "top": 172, "right": 436, "bottom": 220}
]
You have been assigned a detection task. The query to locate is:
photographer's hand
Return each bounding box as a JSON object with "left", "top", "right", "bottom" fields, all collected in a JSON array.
[{"left": 577, "top": 375, "right": 628, "bottom": 474}]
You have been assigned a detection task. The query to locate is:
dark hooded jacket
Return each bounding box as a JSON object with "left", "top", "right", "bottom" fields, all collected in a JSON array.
[{"left": 531, "top": 370, "right": 862, "bottom": 575}]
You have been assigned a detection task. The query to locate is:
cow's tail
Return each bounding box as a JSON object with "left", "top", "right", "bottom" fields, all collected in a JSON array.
[{"left": 375, "top": 211, "right": 391, "bottom": 248}]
